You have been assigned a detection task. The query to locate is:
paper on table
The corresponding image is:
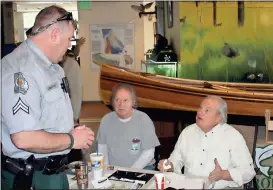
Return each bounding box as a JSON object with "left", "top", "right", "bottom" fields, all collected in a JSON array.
[
  {"left": 166, "top": 173, "right": 204, "bottom": 189},
  {"left": 91, "top": 177, "right": 112, "bottom": 189},
  {"left": 170, "top": 178, "right": 204, "bottom": 189},
  {"left": 185, "top": 175, "right": 215, "bottom": 189},
  {"left": 203, "top": 179, "right": 216, "bottom": 189}
]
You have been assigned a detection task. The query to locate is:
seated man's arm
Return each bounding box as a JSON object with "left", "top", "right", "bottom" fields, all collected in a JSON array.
[
  {"left": 168, "top": 131, "right": 185, "bottom": 174},
  {"left": 98, "top": 144, "right": 109, "bottom": 165},
  {"left": 131, "top": 148, "right": 154, "bottom": 169},
  {"left": 135, "top": 114, "right": 160, "bottom": 169},
  {"left": 96, "top": 117, "right": 110, "bottom": 165},
  {"left": 221, "top": 132, "right": 256, "bottom": 187}
]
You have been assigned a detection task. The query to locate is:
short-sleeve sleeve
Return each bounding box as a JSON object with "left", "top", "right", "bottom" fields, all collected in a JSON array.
[
  {"left": 96, "top": 116, "right": 108, "bottom": 144},
  {"left": 140, "top": 113, "right": 160, "bottom": 150},
  {"left": 227, "top": 131, "right": 256, "bottom": 186},
  {"left": 2, "top": 72, "right": 43, "bottom": 134}
]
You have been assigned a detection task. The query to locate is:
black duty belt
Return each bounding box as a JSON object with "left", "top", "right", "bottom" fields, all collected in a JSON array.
[
  {"left": 2, "top": 154, "right": 69, "bottom": 190},
  {"left": 3, "top": 154, "right": 69, "bottom": 175},
  {"left": 5, "top": 156, "right": 47, "bottom": 172}
]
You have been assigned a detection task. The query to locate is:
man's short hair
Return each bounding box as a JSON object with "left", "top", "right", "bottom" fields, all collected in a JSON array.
[
  {"left": 206, "top": 95, "right": 228, "bottom": 124},
  {"left": 31, "top": 5, "right": 71, "bottom": 35}
]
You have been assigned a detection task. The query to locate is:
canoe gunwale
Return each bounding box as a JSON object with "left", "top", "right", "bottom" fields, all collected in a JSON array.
[
  {"left": 101, "top": 65, "right": 273, "bottom": 101},
  {"left": 100, "top": 64, "right": 273, "bottom": 117}
]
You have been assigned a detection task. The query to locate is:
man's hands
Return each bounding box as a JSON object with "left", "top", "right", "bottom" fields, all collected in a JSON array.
[
  {"left": 76, "top": 37, "right": 85, "bottom": 46},
  {"left": 71, "top": 125, "right": 94, "bottom": 149},
  {"left": 157, "top": 159, "right": 174, "bottom": 172},
  {"left": 209, "top": 158, "right": 224, "bottom": 182}
]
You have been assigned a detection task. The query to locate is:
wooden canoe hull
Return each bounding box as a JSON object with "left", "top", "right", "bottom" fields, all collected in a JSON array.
[{"left": 100, "top": 64, "right": 273, "bottom": 117}]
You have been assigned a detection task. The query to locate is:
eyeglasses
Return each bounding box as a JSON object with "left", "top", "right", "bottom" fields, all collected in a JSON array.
[{"left": 29, "top": 12, "right": 77, "bottom": 36}]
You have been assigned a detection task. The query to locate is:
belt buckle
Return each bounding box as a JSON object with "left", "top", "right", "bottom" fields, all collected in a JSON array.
[{"left": 24, "top": 163, "right": 34, "bottom": 176}]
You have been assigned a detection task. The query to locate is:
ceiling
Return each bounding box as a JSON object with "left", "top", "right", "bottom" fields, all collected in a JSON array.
[{"left": 16, "top": 2, "right": 77, "bottom": 12}]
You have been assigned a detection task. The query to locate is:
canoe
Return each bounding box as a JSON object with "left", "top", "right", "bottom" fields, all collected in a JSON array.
[{"left": 100, "top": 64, "right": 273, "bottom": 117}]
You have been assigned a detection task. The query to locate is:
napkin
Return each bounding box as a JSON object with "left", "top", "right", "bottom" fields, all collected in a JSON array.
[
  {"left": 163, "top": 159, "right": 172, "bottom": 170},
  {"left": 91, "top": 177, "right": 112, "bottom": 189}
]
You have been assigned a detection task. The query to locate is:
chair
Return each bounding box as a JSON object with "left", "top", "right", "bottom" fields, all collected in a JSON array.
[
  {"left": 179, "top": 124, "right": 258, "bottom": 188},
  {"left": 231, "top": 124, "right": 258, "bottom": 190}
]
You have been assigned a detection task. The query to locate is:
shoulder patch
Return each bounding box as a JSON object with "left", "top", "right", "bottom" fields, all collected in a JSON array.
[
  {"left": 12, "top": 97, "right": 29, "bottom": 115},
  {"left": 14, "top": 72, "right": 29, "bottom": 95}
]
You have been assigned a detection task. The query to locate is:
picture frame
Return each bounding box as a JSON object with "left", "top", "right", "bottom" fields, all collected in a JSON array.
[{"left": 167, "top": 1, "right": 173, "bottom": 28}]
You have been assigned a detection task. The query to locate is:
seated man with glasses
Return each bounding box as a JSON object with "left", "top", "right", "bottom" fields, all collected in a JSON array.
[
  {"left": 97, "top": 83, "right": 160, "bottom": 170},
  {"left": 1, "top": 5, "right": 94, "bottom": 190}
]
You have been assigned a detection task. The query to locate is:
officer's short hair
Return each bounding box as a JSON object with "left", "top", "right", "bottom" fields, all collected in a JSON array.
[{"left": 31, "top": 5, "right": 70, "bottom": 33}]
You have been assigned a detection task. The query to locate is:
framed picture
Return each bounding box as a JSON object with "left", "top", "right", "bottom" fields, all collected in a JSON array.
[{"left": 167, "top": 1, "right": 173, "bottom": 28}]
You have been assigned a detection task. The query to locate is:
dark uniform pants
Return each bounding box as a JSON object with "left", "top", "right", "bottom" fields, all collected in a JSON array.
[{"left": 1, "top": 170, "right": 69, "bottom": 190}]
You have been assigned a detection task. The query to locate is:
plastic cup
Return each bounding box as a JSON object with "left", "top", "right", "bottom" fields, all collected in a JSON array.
[
  {"left": 154, "top": 173, "right": 165, "bottom": 190},
  {"left": 90, "top": 153, "right": 104, "bottom": 180}
]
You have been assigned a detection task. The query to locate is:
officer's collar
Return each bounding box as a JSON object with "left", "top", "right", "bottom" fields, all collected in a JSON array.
[{"left": 25, "top": 38, "right": 53, "bottom": 69}]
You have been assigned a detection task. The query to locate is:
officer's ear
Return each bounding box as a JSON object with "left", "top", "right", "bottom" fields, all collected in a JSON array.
[{"left": 50, "top": 27, "right": 61, "bottom": 44}]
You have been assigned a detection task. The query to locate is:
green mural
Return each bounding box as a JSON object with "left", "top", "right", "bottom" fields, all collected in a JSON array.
[{"left": 179, "top": 3, "right": 273, "bottom": 83}]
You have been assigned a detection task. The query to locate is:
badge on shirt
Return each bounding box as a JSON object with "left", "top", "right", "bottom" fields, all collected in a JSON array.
[
  {"left": 14, "top": 72, "right": 29, "bottom": 95},
  {"left": 12, "top": 97, "right": 29, "bottom": 115},
  {"left": 130, "top": 138, "right": 141, "bottom": 155}
]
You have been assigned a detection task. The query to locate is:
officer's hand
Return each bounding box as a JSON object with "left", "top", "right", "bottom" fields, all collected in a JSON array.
[
  {"left": 71, "top": 125, "right": 95, "bottom": 149},
  {"left": 157, "top": 159, "right": 174, "bottom": 172}
]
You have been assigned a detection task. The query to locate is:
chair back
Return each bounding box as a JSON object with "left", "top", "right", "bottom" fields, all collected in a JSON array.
[
  {"left": 231, "top": 124, "right": 258, "bottom": 157},
  {"left": 231, "top": 124, "right": 258, "bottom": 189}
]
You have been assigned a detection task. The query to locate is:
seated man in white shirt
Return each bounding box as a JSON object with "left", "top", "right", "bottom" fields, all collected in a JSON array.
[{"left": 157, "top": 95, "right": 256, "bottom": 189}]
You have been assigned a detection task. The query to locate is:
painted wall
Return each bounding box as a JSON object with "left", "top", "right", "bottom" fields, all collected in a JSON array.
[
  {"left": 78, "top": 1, "right": 154, "bottom": 101},
  {"left": 179, "top": 2, "right": 273, "bottom": 83}
]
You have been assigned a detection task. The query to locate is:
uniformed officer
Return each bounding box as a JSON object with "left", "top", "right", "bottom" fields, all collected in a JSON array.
[{"left": 1, "top": 5, "right": 94, "bottom": 189}]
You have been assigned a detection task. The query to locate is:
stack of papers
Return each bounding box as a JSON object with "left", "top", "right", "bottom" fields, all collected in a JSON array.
[
  {"left": 91, "top": 178, "right": 112, "bottom": 189},
  {"left": 164, "top": 173, "right": 205, "bottom": 189}
]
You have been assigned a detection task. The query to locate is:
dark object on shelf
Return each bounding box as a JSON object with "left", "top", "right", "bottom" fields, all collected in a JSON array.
[
  {"left": 155, "top": 50, "right": 178, "bottom": 62},
  {"left": 149, "top": 34, "right": 177, "bottom": 62}
]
